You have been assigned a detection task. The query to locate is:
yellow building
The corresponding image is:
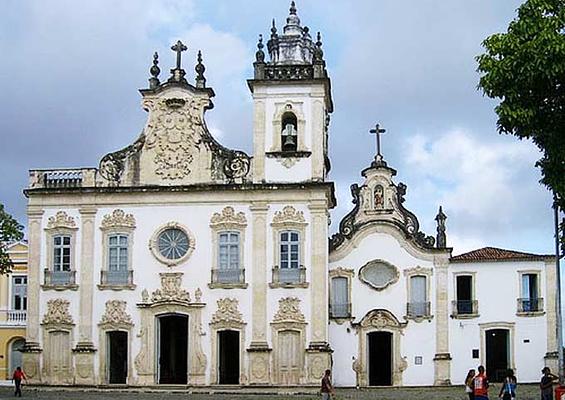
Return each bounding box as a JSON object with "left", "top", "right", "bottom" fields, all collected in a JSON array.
[{"left": 0, "top": 242, "right": 27, "bottom": 379}]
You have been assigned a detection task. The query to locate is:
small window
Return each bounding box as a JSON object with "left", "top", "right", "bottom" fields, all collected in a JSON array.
[
  {"left": 280, "top": 230, "right": 300, "bottom": 269},
  {"left": 521, "top": 273, "right": 541, "bottom": 312},
  {"left": 281, "top": 112, "right": 298, "bottom": 152},
  {"left": 11, "top": 276, "right": 27, "bottom": 311},
  {"left": 409, "top": 276, "right": 428, "bottom": 317},
  {"left": 53, "top": 235, "right": 71, "bottom": 271},
  {"left": 218, "top": 232, "right": 240, "bottom": 270},
  {"left": 108, "top": 234, "right": 129, "bottom": 272},
  {"left": 331, "top": 277, "right": 349, "bottom": 318},
  {"left": 456, "top": 275, "right": 474, "bottom": 315}
]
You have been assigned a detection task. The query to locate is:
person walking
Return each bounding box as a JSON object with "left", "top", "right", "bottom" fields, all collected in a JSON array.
[
  {"left": 320, "top": 369, "right": 335, "bottom": 400},
  {"left": 474, "top": 365, "right": 489, "bottom": 400},
  {"left": 540, "top": 367, "right": 558, "bottom": 400},
  {"left": 498, "top": 368, "right": 517, "bottom": 400},
  {"left": 465, "top": 369, "right": 476, "bottom": 400},
  {"left": 12, "top": 366, "right": 27, "bottom": 397}
]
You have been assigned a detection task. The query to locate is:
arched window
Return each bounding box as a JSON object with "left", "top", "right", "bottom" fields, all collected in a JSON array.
[{"left": 281, "top": 112, "right": 298, "bottom": 152}]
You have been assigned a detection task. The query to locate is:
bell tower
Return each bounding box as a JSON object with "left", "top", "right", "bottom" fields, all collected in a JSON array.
[{"left": 249, "top": 1, "right": 333, "bottom": 183}]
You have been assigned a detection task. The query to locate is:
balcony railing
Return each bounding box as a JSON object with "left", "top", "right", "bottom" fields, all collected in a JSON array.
[
  {"left": 0, "top": 310, "right": 27, "bottom": 326},
  {"left": 211, "top": 268, "right": 245, "bottom": 285},
  {"left": 451, "top": 300, "right": 479, "bottom": 317},
  {"left": 272, "top": 265, "right": 306, "bottom": 286},
  {"left": 330, "top": 303, "right": 351, "bottom": 319},
  {"left": 44, "top": 269, "right": 76, "bottom": 286},
  {"left": 517, "top": 297, "right": 544, "bottom": 313},
  {"left": 406, "top": 302, "right": 431, "bottom": 318},
  {"left": 28, "top": 168, "right": 96, "bottom": 189},
  {"left": 101, "top": 270, "right": 133, "bottom": 286}
]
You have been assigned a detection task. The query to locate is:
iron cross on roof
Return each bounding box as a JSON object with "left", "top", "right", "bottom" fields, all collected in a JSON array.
[
  {"left": 171, "top": 40, "right": 188, "bottom": 70},
  {"left": 369, "top": 123, "right": 386, "bottom": 158}
]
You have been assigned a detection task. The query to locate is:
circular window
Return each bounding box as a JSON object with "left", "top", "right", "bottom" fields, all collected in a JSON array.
[
  {"left": 150, "top": 223, "right": 195, "bottom": 266},
  {"left": 158, "top": 228, "right": 189, "bottom": 260}
]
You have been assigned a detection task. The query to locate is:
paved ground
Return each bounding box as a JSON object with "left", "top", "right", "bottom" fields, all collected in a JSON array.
[{"left": 0, "top": 384, "right": 545, "bottom": 400}]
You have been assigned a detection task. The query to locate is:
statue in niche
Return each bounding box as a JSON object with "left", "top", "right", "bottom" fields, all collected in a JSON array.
[{"left": 374, "top": 185, "right": 384, "bottom": 209}]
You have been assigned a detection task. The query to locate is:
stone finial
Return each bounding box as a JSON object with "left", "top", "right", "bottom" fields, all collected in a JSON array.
[
  {"left": 149, "top": 52, "right": 160, "bottom": 89},
  {"left": 435, "top": 206, "right": 447, "bottom": 248},
  {"left": 267, "top": 19, "right": 280, "bottom": 62},
  {"left": 195, "top": 50, "right": 206, "bottom": 89},
  {"left": 168, "top": 40, "right": 188, "bottom": 84},
  {"left": 313, "top": 31, "right": 324, "bottom": 62},
  {"left": 285, "top": 0, "right": 302, "bottom": 35},
  {"left": 255, "top": 34, "right": 265, "bottom": 63},
  {"left": 289, "top": 1, "right": 297, "bottom": 15}
]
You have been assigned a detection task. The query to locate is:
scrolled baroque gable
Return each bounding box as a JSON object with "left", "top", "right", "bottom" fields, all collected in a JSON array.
[
  {"left": 271, "top": 206, "right": 306, "bottom": 226},
  {"left": 46, "top": 211, "right": 77, "bottom": 230},
  {"left": 358, "top": 309, "right": 407, "bottom": 331},
  {"left": 273, "top": 297, "right": 306, "bottom": 324},
  {"left": 42, "top": 298, "right": 74, "bottom": 326},
  {"left": 210, "top": 298, "right": 244, "bottom": 326},
  {"left": 101, "top": 209, "right": 136, "bottom": 231},
  {"left": 210, "top": 206, "right": 247, "bottom": 229},
  {"left": 99, "top": 300, "right": 133, "bottom": 327}
]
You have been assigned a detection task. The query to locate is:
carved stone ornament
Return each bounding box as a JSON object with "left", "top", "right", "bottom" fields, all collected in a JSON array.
[
  {"left": 210, "top": 298, "right": 244, "bottom": 325},
  {"left": 273, "top": 297, "right": 305, "bottom": 324},
  {"left": 99, "top": 134, "right": 145, "bottom": 185},
  {"left": 42, "top": 298, "right": 74, "bottom": 325},
  {"left": 210, "top": 207, "right": 247, "bottom": 228},
  {"left": 101, "top": 209, "right": 136, "bottom": 230},
  {"left": 143, "top": 98, "right": 204, "bottom": 180},
  {"left": 271, "top": 205, "right": 306, "bottom": 225},
  {"left": 359, "top": 259, "right": 399, "bottom": 291},
  {"left": 276, "top": 157, "right": 298, "bottom": 169},
  {"left": 46, "top": 211, "right": 77, "bottom": 230},
  {"left": 403, "top": 265, "right": 433, "bottom": 277},
  {"left": 150, "top": 272, "right": 191, "bottom": 304},
  {"left": 359, "top": 309, "right": 407, "bottom": 330},
  {"left": 99, "top": 300, "right": 133, "bottom": 326}
]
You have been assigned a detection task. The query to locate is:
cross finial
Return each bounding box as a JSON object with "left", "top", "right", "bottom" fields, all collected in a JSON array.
[
  {"left": 171, "top": 40, "right": 188, "bottom": 70},
  {"left": 369, "top": 123, "right": 386, "bottom": 164}
]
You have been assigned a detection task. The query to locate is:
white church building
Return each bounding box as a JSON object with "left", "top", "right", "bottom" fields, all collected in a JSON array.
[{"left": 22, "top": 3, "right": 557, "bottom": 387}]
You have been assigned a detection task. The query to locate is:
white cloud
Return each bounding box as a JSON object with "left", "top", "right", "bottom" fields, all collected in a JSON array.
[{"left": 402, "top": 128, "right": 551, "bottom": 251}]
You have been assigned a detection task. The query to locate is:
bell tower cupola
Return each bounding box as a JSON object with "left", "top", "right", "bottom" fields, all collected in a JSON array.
[{"left": 249, "top": 1, "right": 333, "bottom": 183}]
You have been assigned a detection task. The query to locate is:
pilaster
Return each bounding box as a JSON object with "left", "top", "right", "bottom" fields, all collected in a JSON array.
[
  {"left": 73, "top": 207, "right": 97, "bottom": 384},
  {"left": 545, "top": 260, "right": 559, "bottom": 371},
  {"left": 311, "top": 99, "right": 325, "bottom": 181},
  {"left": 247, "top": 202, "right": 271, "bottom": 384},
  {"left": 252, "top": 100, "right": 266, "bottom": 183},
  {"left": 22, "top": 208, "right": 43, "bottom": 383},
  {"left": 433, "top": 255, "right": 451, "bottom": 385}
]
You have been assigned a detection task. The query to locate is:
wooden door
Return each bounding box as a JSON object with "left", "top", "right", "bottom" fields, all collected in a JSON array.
[{"left": 277, "top": 330, "right": 301, "bottom": 384}]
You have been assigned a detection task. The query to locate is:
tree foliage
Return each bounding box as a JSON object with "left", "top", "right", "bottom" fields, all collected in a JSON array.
[
  {"left": 0, "top": 204, "right": 24, "bottom": 275},
  {"left": 477, "top": 0, "right": 565, "bottom": 216}
]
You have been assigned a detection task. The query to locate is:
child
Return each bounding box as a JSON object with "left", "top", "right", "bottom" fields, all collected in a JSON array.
[
  {"left": 465, "top": 369, "right": 476, "bottom": 400},
  {"left": 12, "top": 366, "right": 27, "bottom": 397}
]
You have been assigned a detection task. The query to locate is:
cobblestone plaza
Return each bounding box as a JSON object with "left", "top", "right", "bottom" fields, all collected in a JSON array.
[{"left": 0, "top": 385, "right": 544, "bottom": 400}]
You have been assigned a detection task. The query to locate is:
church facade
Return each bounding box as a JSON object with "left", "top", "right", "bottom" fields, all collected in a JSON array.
[{"left": 22, "top": 3, "right": 557, "bottom": 387}]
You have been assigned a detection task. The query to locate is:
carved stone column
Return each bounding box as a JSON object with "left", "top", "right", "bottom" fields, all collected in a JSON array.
[
  {"left": 73, "top": 207, "right": 97, "bottom": 384},
  {"left": 21, "top": 208, "right": 43, "bottom": 383},
  {"left": 305, "top": 201, "right": 332, "bottom": 384},
  {"left": 247, "top": 202, "right": 271, "bottom": 384},
  {"left": 433, "top": 255, "right": 451, "bottom": 385}
]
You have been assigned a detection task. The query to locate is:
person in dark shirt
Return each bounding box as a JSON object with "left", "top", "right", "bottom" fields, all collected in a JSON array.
[
  {"left": 320, "top": 369, "right": 335, "bottom": 400},
  {"left": 12, "top": 366, "right": 27, "bottom": 397},
  {"left": 541, "top": 367, "right": 558, "bottom": 400}
]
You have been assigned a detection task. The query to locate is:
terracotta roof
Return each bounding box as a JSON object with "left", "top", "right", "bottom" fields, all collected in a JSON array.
[{"left": 450, "top": 246, "right": 554, "bottom": 263}]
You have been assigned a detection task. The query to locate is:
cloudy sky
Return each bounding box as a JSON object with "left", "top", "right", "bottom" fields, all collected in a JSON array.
[{"left": 0, "top": 0, "right": 558, "bottom": 255}]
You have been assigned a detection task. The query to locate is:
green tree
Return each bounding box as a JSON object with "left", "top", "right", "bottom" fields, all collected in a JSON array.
[
  {"left": 476, "top": 0, "right": 565, "bottom": 215},
  {"left": 0, "top": 204, "right": 24, "bottom": 274}
]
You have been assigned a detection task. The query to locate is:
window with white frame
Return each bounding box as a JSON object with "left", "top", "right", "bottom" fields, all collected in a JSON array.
[
  {"left": 331, "top": 277, "right": 349, "bottom": 318},
  {"left": 520, "top": 273, "right": 542, "bottom": 312},
  {"left": 53, "top": 235, "right": 71, "bottom": 272},
  {"left": 409, "top": 276, "right": 428, "bottom": 317},
  {"left": 217, "top": 231, "right": 241, "bottom": 283},
  {"left": 106, "top": 234, "right": 129, "bottom": 284},
  {"left": 11, "top": 276, "right": 27, "bottom": 311},
  {"left": 279, "top": 230, "right": 301, "bottom": 283}
]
